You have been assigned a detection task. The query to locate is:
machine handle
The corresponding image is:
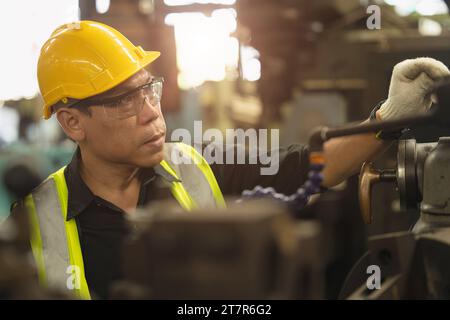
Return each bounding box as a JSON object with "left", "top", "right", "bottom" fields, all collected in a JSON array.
[
  {"left": 358, "top": 162, "right": 396, "bottom": 224},
  {"left": 359, "top": 162, "right": 381, "bottom": 224}
]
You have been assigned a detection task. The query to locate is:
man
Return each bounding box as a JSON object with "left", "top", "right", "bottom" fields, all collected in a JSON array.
[{"left": 10, "top": 21, "right": 450, "bottom": 299}]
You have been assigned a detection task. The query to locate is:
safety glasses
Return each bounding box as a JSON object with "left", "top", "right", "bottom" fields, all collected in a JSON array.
[{"left": 73, "top": 77, "right": 164, "bottom": 120}]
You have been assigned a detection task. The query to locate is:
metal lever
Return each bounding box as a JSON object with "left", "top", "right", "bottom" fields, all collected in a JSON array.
[{"left": 359, "top": 162, "right": 396, "bottom": 224}]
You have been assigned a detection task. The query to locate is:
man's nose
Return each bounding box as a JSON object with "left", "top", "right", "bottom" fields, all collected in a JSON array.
[{"left": 138, "top": 96, "right": 160, "bottom": 124}]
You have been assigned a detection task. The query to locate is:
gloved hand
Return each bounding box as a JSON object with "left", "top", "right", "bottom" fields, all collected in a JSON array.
[{"left": 377, "top": 57, "right": 450, "bottom": 120}]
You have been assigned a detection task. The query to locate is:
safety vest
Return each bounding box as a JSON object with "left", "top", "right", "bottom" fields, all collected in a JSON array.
[{"left": 24, "top": 142, "right": 226, "bottom": 299}]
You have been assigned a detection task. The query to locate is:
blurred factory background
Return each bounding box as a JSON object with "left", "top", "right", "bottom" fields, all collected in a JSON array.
[{"left": 1, "top": 0, "right": 450, "bottom": 299}]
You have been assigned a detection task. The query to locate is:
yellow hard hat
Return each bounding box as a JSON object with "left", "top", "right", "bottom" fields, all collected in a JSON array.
[{"left": 37, "top": 20, "right": 160, "bottom": 119}]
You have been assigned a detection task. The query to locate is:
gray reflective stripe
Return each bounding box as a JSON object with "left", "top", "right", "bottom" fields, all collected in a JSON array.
[
  {"left": 31, "top": 178, "right": 70, "bottom": 292},
  {"left": 163, "top": 143, "right": 218, "bottom": 208}
]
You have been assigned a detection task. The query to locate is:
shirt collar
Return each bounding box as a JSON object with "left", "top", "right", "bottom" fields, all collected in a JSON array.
[{"left": 65, "top": 148, "right": 180, "bottom": 221}]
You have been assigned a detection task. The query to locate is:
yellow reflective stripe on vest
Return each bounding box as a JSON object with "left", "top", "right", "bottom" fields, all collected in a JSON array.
[
  {"left": 25, "top": 194, "right": 46, "bottom": 286},
  {"left": 27, "top": 167, "right": 91, "bottom": 300},
  {"left": 159, "top": 160, "right": 197, "bottom": 210},
  {"left": 175, "top": 143, "right": 226, "bottom": 208},
  {"left": 50, "top": 167, "right": 91, "bottom": 300}
]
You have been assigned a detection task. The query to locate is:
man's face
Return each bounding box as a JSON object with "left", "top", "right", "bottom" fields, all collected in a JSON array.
[{"left": 78, "top": 68, "right": 167, "bottom": 168}]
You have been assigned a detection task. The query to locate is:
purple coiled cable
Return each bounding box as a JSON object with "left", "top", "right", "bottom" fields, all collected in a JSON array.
[{"left": 239, "top": 163, "right": 324, "bottom": 214}]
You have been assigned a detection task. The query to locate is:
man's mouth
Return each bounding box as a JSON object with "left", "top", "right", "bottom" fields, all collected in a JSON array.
[{"left": 143, "top": 132, "right": 165, "bottom": 148}]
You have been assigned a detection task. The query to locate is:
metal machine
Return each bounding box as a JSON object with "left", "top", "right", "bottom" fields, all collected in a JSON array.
[
  {"left": 336, "top": 77, "right": 450, "bottom": 299},
  {"left": 111, "top": 200, "right": 325, "bottom": 299},
  {"left": 339, "top": 136, "right": 450, "bottom": 299},
  {"left": 239, "top": 76, "right": 450, "bottom": 299}
]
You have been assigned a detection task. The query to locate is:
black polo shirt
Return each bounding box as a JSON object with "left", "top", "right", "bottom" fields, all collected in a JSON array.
[{"left": 14, "top": 143, "right": 310, "bottom": 299}]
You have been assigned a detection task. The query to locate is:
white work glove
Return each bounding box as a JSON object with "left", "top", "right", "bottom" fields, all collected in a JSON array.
[{"left": 377, "top": 57, "right": 450, "bottom": 120}]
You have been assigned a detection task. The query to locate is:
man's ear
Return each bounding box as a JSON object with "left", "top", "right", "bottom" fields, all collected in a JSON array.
[{"left": 56, "top": 108, "right": 86, "bottom": 142}]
